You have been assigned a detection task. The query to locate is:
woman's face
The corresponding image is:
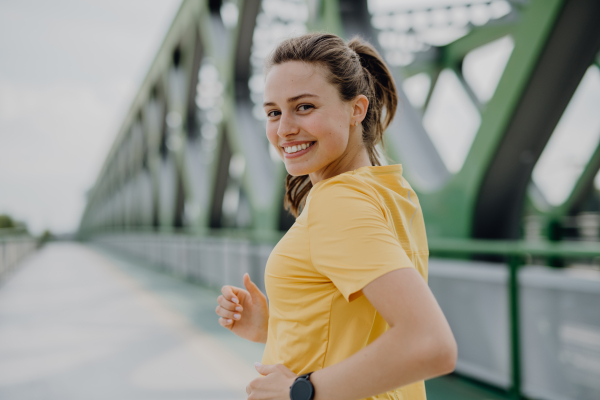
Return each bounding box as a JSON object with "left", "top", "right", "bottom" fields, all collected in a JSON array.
[{"left": 263, "top": 61, "right": 367, "bottom": 182}]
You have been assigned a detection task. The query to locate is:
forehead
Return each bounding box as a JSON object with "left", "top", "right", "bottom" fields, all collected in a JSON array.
[{"left": 264, "top": 61, "right": 334, "bottom": 99}]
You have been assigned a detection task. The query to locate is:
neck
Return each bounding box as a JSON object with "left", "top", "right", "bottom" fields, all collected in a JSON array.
[{"left": 309, "top": 139, "right": 372, "bottom": 185}]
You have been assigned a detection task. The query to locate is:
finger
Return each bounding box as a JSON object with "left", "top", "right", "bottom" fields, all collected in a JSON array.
[
  {"left": 254, "top": 362, "right": 274, "bottom": 375},
  {"left": 218, "top": 317, "right": 234, "bottom": 327},
  {"left": 218, "top": 295, "right": 243, "bottom": 312},
  {"left": 221, "top": 285, "right": 239, "bottom": 304},
  {"left": 215, "top": 305, "right": 242, "bottom": 321}
]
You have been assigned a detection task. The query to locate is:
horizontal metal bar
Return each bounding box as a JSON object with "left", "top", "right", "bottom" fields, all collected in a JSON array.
[
  {"left": 0, "top": 227, "right": 29, "bottom": 237},
  {"left": 429, "top": 237, "right": 600, "bottom": 258}
]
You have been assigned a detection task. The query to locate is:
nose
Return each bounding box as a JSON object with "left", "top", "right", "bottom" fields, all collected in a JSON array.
[{"left": 277, "top": 112, "right": 299, "bottom": 138}]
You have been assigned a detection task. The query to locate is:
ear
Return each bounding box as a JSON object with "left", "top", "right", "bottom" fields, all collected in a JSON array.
[{"left": 351, "top": 94, "right": 369, "bottom": 125}]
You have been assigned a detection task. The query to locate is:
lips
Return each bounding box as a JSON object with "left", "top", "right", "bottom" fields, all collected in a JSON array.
[
  {"left": 282, "top": 141, "right": 316, "bottom": 158},
  {"left": 282, "top": 141, "right": 314, "bottom": 153}
]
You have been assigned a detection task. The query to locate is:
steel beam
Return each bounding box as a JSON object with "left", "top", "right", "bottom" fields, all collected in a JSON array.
[{"left": 473, "top": 0, "right": 600, "bottom": 240}]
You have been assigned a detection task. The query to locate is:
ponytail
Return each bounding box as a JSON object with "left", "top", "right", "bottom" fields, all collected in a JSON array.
[{"left": 347, "top": 37, "right": 398, "bottom": 167}]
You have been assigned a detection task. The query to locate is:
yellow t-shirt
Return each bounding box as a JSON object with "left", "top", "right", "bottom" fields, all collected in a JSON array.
[{"left": 262, "top": 164, "right": 428, "bottom": 400}]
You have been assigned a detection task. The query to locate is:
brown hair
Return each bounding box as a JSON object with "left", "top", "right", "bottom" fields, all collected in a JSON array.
[{"left": 265, "top": 32, "right": 398, "bottom": 218}]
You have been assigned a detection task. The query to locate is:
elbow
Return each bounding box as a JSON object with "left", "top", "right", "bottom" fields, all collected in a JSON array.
[
  {"left": 423, "top": 332, "right": 457, "bottom": 378},
  {"left": 440, "top": 336, "right": 458, "bottom": 375},
  {"left": 435, "top": 334, "right": 458, "bottom": 376}
]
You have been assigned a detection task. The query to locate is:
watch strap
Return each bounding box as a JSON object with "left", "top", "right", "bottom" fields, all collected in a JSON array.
[
  {"left": 290, "top": 372, "right": 315, "bottom": 400},
  {"left": 298, "top": 372, "right": 313, "bottom": 381}
]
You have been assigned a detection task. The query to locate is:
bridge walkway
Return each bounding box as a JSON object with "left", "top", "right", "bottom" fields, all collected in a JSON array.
[{"left": 0, "top": 243, "right": 507, "bottom": 400}]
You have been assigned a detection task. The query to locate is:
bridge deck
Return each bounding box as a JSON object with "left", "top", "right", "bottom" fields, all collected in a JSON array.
[{"left": 0, "top": 243, "right": 508, "bottom": 400}]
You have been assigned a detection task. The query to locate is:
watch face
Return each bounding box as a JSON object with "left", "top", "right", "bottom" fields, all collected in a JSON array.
[{"left": 291, "top": 379, "right": 313, "bottom": 400}]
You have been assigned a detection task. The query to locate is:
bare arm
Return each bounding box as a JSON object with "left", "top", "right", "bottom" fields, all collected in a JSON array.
[{"left": 308, "top": 267, "right": 457, "bottom": 400}]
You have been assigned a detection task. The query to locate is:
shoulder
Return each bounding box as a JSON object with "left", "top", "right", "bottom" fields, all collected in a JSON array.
[
  {"left": 311, "top": 174, "right": 380, "bottom": 203},
  {"left": 308, "top": 174, "right": 385, "bottom": 223}
]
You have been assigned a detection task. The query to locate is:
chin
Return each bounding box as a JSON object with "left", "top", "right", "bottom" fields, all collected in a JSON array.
[
  {"left": 284, "top": 163, "right": 313, "bottom": 177},
  {"left": 285, "top": 169, "right": 311, "bottom": 177}
]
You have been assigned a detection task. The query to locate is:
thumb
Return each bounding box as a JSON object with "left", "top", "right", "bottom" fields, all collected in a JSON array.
[
  {"left": 254, "top": 362, "right": 274, "bottom": 375},
  {"left": 244, "top": 273, "right": 262, "bottom": 297}
]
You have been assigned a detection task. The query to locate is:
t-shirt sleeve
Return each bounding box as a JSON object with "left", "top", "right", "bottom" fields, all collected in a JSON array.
[{"left": 307, "top": 178, "right": 415, "bottom": 302}]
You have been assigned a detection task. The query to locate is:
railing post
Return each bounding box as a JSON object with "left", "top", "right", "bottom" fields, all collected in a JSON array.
[{"left": 508, "top": 255, "right": 523, "bottom": 399}]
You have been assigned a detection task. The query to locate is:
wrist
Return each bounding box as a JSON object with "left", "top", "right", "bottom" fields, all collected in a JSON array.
[
  {"left": 250, "top": 324, "right": 268, "bottom": 343},
  {"left": 259, "top": 318, "right": 269, "bottom": 343},
  {"left": 290, "top": 372, "right": 315, "bottom": 400}
]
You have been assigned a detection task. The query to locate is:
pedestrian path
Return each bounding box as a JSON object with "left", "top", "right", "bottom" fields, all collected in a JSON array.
[
  {"left": 0, "top": 242, "right": 263, "bottom": 400},
  {"left": 0, "top": 242, "right": 510, "bottom": 400}
]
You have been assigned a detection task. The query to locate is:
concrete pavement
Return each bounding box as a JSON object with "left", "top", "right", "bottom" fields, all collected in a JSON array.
[{"left": 0, "top": 242, "right": 263, "bottom": 400}]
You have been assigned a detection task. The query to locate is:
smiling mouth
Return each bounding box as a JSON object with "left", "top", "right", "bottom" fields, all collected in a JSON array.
[{"left": 282, "top": 142, "right": 316, "bottom": 154}]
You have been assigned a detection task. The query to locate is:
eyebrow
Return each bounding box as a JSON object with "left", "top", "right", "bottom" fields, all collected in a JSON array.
[{"left": 263, "top": 93, "right": 319, "bottom": 108}]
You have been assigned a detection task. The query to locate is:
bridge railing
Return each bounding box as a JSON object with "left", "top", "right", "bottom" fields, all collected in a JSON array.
[
  {"left": 90, "top": 231, "right": 600, "bottom": 400},
  {"left": 0, "top": 228, "right": 38, "bottom": 280},
  {"left": 428, "top": 238, "right": 600, "bottom": 400}
]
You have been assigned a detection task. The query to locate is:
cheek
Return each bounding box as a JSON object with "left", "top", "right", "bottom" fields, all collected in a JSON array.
[
  {"left": 305, "top": 114, "right": 340, "bottom": 140},
  {"left": 265, "top": 123, "right": 279, "bottom": 146},
  {"left": 319, "top": 119, "right": 348, "bottom": 150}
]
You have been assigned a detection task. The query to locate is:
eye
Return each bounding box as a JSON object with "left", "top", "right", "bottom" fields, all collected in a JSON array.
[
  {"left": 297, "top": 104, "right": 314, "bottom": 112},
  {"left": 266, "top": 110, "right": 281, "bottom": 118}
]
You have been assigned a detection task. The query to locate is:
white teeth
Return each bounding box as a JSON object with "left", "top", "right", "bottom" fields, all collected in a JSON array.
[{"left": 284, "top": 142, "right": 313, "bottom": 154}]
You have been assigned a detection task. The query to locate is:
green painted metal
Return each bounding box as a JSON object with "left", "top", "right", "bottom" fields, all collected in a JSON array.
[
  {"left": 552, "top": 137, "right": 600, "bottom": 218},
  {"left": 428, "top": 237, "right": 600, "bottom": 258},
  {"left": 508, "top": 255, "right": 522, "bottom": 399},
  {"left": 453, "top": 65, "right": 485, "bottom": 113},
  {"left": 427, "top": 237, "right": 600, "bottom": 400},
  {"left": 80, "top": 0, "right": 577, "bottom": 241},
  {"left": 308, "top": 0, "right": 343, "bottom": 36},
  {"left": 439, "top": 23, "right": 517, "bottom": 71},
  {"left": 426, "top": 375, "right": 512, "bottom": 400},
  {"left": 519, "top": 63, "right": 600, "bottom": 244},
  {"left": 77, "top": 0, "right": 600, "bottom": 246},
  {"left": 333, "top": 0, "right": 572, "bottom": 241},
  {"left": 416, "top": 0, "right": 566, "bottom": 239}
]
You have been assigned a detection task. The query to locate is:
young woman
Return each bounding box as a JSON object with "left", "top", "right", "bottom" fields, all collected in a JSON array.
[{"left": 215, "top": 33, "right": 457, "bottom": 400}]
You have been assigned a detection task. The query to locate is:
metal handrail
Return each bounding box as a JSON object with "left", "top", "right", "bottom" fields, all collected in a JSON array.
[
  {"left": 428, "top": 237, "right": 600, "bottom": 399},
  {"left": 0, "top": 227, "right": 29, "bottom": 237},
  {"left": 428, "top": 237, "right": 600, "bottom": 258},
  {"left": 86, "top": 228, "right": 600, "bottom": 257},
  {"left": 0, "top": 233, "right": 38, "bottom": 280},
  {"left": 88, "top": 229, "right": 600, "bottom": 399}
]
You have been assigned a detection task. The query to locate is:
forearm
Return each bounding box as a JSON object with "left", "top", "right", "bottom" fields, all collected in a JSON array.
[
  {"left": 257, "top": 325, "right": 268, "bottom": 344},
  {"left": 255, "top": 309, "right": 269, "bottom": 344},
  {"left": 310, "top": 326, "right": 456, "bottom": 400},
  {"left": 253, "top": 301, "right": 269, "bottom": 344}
]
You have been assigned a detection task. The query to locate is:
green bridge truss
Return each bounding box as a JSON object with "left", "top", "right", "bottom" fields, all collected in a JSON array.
[{"left": 79, "top": 0, "right": 600, "bottom": 244}]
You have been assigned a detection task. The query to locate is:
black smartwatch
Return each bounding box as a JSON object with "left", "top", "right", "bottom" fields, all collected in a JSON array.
[{"left": 289, "top": 372, "right": 315, "bottom": 400}]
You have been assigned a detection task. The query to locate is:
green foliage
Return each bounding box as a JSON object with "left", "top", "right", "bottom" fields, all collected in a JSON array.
[
  {"left": 39, "top": 230, "right": 54, "bottom": 245},
  {"left": 0, "top": 214, "right": 16, "bottom": 229},
  {"left": 0, "top": 214, "right": 29, "bottom": 235}
]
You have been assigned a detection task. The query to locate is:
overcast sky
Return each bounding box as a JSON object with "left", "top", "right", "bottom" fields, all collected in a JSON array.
[{"left": 0, "top": 0, "right": 181, "bottom": 234}]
